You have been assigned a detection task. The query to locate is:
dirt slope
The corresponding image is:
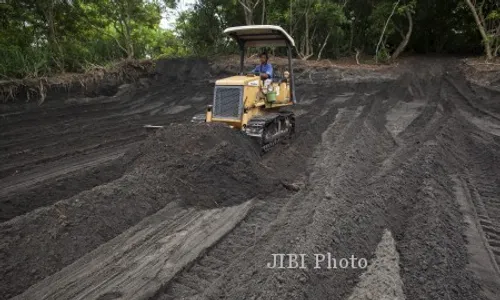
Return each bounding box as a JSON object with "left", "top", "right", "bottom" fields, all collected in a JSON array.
[
  {"left": 0, "top": 123, "right": 275, "bottom": 298},
  {"left": 154, "top": 59, "right": 498, "bottom": 300},
  {"left": 1, "top": 58, "right": 500, "bottom": 300}
]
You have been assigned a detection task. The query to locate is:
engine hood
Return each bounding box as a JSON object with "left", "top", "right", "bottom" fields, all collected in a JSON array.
[{"left": 215, "top": 76, "right": 260, "bottom": 86}]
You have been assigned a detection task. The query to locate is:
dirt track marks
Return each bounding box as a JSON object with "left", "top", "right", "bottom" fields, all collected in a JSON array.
[
  {"left": 180, "top": 100, "right": 393, "bottom": 300},
  {"left": 0, "top": 147, "right": 129, "bottom": 222},
  {"left": 453, "top": 175, "right": 500, "bottom": 300},
  {"left": 164, "top": 70, "right": 488, "bottom": 300},
  {"left": 154, "top": 198, "right": 291, "bottom": 300},
  {"left": 0, "top": 148, "right": 125, "bottom": 197},
  {"left": 445, "top": 73, "right": 500, "bottom": 283},
  {"left": 348, "top": 230, "right": 405, "bottom": 300},
  {"left": 151, "top": 89, "right": 368, "bottom": 300},
  {"left": 14, "top": 200, "right": 254, "bottom": 300}
]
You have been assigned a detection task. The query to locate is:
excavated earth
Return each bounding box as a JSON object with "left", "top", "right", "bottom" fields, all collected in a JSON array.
[{"left": 1, "top": 57, "right": 500, "bottom": 300}]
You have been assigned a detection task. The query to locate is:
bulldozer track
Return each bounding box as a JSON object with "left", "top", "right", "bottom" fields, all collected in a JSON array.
[{"left": 246, "top": 112, "right": 295, "bottom": 154}]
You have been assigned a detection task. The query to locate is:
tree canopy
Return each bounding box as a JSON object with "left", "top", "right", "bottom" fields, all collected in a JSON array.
[
  {"left": 0, "top": 0, "right": 499, "bottom": 78},
  {"left": 0, "top": 0, "right": 185, "bottom": 78},
  {"left": 177, "top": 0, "right": 497, "bottom": 61}
]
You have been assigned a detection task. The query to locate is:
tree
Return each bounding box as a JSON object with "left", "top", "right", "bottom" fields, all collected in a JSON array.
[
  {"left": 371, "top": 0, "right": 416, "bottom": 63},
  {"left": 0, "top": 0, "right": 497, "bottom": 78},
  {"left": 391, "top": 0, "right": 416, "bottom": 61},
  {"left": 464, "top": 0, "right": 494, "bottom": 60},
  {"left": 83, "top": 0, "right": 163, "bottom": 59},
  {"left": 35, "top": 0, "right": 74, "bottom": 71},
  {"left": 176, "top": 0, "right": 243, "bottom": 55},
  {"left": 238, "top": 0, "right": 261, "bottom": 25},
  {"left": 0, "top": 0, "right": 183, "bottom": 77},
  {"left": 374, "top": 0, "right": 401, "bottom": 63},
  {"left": 488, "top": 9, "right": 500, "bottom": 56},
  {"left": 463, "top": 0, "right": 499, "bottom": 60}
]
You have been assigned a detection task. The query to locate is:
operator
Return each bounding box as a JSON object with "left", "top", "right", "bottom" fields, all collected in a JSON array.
[{"left": 252, "top": 52, "right": 273, "bottom": 80}]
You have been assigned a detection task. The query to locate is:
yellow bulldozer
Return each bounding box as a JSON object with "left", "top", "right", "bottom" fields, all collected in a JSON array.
[{"left": 149, "top": 25, "right": 297, "bottom": 153}]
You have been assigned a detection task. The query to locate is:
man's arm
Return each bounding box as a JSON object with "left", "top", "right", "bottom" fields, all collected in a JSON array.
[{"left": 260, "top": 64, "right": 272, "bottom": 79}]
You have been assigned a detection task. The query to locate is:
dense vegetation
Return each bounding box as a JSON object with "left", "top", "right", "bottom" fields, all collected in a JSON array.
[
  {"left": 0, "top": 0, "right": 499, "bottom": 78},
  {"left": 0, "top": 0, "right": 183, "bottom": 78}
]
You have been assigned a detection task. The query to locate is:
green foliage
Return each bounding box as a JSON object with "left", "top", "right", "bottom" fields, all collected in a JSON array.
[
  {"left": 486, "top": 10, "right": 500, "bottom": 21},
  {"left": 0, "top": 0, "right": 187, "bottom": 78},
  {"left": 375, "top": 46, "right": 391, "bottom": 63},
  {"left": 175, "top": 0, "right": 242, "bottom": 56},
  {"left": 0, "top": 0, "right": 498, "bottom": 78},
  {"left": 0, "top": 46, "right": 51, "bottom": 78},
  {"left": 368, "top": 1, "right": 398, "bottom": 45},
  {"left": 396, "top": 0, "right": 416, "bottom": 15},
  {"left": 148, "top": 30, "right": 189, "bottom": 58}
]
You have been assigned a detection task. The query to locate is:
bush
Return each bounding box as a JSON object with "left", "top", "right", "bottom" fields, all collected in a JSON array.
[{"left": 0, "top": 45, "right": 52, "bottom": 78}]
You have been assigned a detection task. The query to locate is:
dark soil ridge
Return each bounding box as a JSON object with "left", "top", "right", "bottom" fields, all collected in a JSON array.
[
  {"left": 0, "top": 124, "right": 277, "bottom": 299},
  {"left": 0, "top": 56, "right": 393, "bottom": 106},
  {"left": 0, "top": 60, "right": 156, "bottom": 104},
  {"left": 0, "top": 152, "right": 129, "bottom": 222}
]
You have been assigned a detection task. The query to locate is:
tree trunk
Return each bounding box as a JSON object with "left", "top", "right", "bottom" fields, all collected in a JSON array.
[
  {"left": 355, "top": 48, "right": 362, "bottom": 65},
  {"left": 124, "top": 2, "right": 134, "bottom": 59},
  {"left": 391, "top": 10, "right": 413, "bottom": 61},
  {"left": 43, "top": 1, "right": 64, "bottom": 72},
  {"left": 238, "top": 0, "right": 261, "bottom": 25},
  {"left": 305, "top": 8, "right": 309, "bottom": 56},
  {"left": 375, "top": 0, "right": 400, "bottom": 63},
  {"left": 298, "top": 1, "right": 314, "bottom": 60},
  {"left": 495, "top": 24, "right": 500, "bottom": 57},
  {"left": 261, "top": 0, "right": 265, "bottom": 24},
  {"left": 348, "top": 22, "right": 354, "bottom": 53},
  {"left": 464, "top": 0, "right": 493, "bottom": 61},
  {"left": 114, "top": 1, "right": 134, "bottom": 59},
  {"left": 245, "top": 10, "right": 253, "bottom": 25},
  {"left": 317, "top": 32, "right": 331, "bottom": 61}
]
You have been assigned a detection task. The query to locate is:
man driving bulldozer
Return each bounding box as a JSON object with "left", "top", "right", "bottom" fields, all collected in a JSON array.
[{"left": 252, "top": 52, "right": 273, "bottom": 80}]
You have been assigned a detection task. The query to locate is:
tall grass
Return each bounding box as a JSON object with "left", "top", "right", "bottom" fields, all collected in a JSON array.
[{"left": 0, "top": 46, "right": 52, "bottom": 79}]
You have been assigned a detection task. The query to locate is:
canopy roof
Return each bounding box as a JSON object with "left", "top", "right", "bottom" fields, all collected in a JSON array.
[{"left": 224, "top": 25, "right": 295, "bottom": 48}]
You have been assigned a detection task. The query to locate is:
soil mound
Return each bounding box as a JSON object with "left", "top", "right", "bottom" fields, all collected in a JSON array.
[
  {"left": 131, "top": 123, "right": 275, "bottom": 207},
  {"left": 155, "top": 58, "right": 211, "bottom": 81},
  {"left": 0, "top": 123, "right": 274, "bottom": 299}
]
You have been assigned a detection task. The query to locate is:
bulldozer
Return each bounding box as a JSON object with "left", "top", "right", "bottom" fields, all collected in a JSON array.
[{"left": 148, "top": 25, "right": 297, "bottom": 153}]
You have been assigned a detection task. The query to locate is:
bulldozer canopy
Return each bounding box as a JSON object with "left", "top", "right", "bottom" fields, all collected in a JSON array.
[{"left": 224, "top": 25, "right": 295, "bottom": 48}]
